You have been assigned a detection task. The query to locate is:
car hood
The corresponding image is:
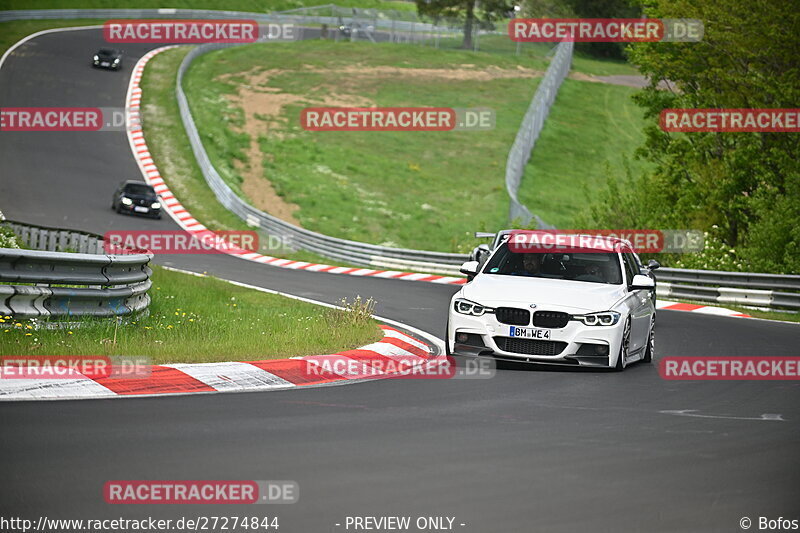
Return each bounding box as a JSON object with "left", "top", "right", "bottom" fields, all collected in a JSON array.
[{"left": 460, "top": 274, "right": 627, "bottom": 313}]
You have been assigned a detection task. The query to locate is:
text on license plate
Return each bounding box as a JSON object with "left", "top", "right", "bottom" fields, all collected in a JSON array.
[
  {"left": 509, "top": 326, "right": 550, "bottom": 339},
  {"left": 134, "top": 206, "right": 148, "bottom": 213}
]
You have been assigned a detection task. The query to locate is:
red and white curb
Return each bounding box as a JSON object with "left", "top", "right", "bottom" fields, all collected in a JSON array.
[
  {"left": 125, "top": 47, "right": 465, "bottom": 286},
  {"left": 0, "top": 326, "right": 445, "bottom": 401},
  {"left": 656, "top": 300, "right": 751, "bottom": 318}
]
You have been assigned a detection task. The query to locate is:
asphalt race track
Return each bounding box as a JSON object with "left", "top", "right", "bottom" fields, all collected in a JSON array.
[{"left": 1, "top": 28, "right": 799, "bottom": 533}]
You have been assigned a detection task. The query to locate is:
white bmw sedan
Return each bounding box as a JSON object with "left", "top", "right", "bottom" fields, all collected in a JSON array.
[{"left": 447, "top": 235, "right": 656, "bottom": 370}]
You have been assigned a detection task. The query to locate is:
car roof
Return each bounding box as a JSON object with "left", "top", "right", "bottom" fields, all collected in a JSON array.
[{"left": 120, "top": 180, "right": 153, "bottom": 188}]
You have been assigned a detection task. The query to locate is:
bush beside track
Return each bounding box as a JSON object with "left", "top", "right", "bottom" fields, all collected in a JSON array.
[{"left": 0, "top": 265, "right": 383, "bottom": 364}]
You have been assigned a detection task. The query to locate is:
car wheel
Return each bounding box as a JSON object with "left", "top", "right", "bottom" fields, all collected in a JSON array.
[
  {"left": 643, "top": 316, "right": 655, "bottom": 363},
  {"left": 615, "top": 317, "right": 631, "bottom": 371}
]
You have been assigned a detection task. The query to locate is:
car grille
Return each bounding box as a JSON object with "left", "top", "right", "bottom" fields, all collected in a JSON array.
[
  {"left": 493, "top": 337, "right": 567, "bottom": 356},
  {"left": 495, "top": 307, "right": 530, "bottom": 326},
  {"left": 532, "top": 311, "right": 570, "bottom": 328}
]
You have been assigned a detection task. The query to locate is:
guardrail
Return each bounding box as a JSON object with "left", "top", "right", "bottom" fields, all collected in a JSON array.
[
  {"left": 505, "top": 39, "right": 572, "bottom": 228},
  {"left": 0, "top": 220, "right": 153, "bottom": 318},
  {"left": 655, "top": 268, "right": 800, "bottom": 310},
  {"left": 1, "top": 219, "right": 104, "bottom": 254}
]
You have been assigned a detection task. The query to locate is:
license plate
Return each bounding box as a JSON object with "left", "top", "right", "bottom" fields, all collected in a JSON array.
[
  {"left": 134, "top": 206, "right": 148, "bottom": 213},
  {"left": 101, "top": 62, "right": 109, "bottom": 67},
  {"left": 509, "top": 326, "right": 551, "bottom": 340}
]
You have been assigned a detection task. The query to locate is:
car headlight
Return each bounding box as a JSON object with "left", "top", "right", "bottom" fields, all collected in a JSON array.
[
  {"left": 93, "top": 55, "right": 99, "bottom": 61},
  {"left": 151, "top": 202, "right": 161, "bottom": 209},
  {"left": 121, "top": 197, "right": 133, "bottom": 206},
  {"left": 454, "top": 298, "right": 492, "bottom": 316},
  {"left": 573, "top": 311, "right": 621, "bottom": 326},
  {"left": 113, "top": 58, "right": 120, "bottom": 62}
]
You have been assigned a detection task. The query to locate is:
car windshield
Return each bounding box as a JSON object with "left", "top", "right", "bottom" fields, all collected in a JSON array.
[
  {"left": 123, "top": 184, "right": 155, "bottom": 196},
  {"left": 482, "top": 243, "right": 623, "bottom": 284},
  {"left": 98, "top": 49, "right": 117, "bottom": 56}
]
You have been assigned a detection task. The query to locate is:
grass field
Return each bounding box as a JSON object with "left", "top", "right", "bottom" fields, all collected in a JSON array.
[
  {"left": 185, "top": 40, "right": 550, "bottom": 252},
  {"left": 0, "top": 265, "right": 382, "bottom": 364},
  {"left": 516, "top": 79, "right": 650, "bottom": 228}
]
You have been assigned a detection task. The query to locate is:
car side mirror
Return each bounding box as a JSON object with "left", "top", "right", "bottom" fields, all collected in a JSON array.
[
  {"left": 647, "top": 259, "right": 661, "bottom": 270},
  {"left": 630, "top": 274, "right": 655, "bottom": 291},
  {"left": 459, "top": 261, "right": 479, "bottom": 276}
]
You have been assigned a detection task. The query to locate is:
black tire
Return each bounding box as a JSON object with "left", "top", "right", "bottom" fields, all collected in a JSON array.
[{"left": 615, "top": 317, "right": 631, "bottom": 371}]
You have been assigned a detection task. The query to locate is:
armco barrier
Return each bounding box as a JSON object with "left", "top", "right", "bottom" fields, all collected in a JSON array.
[
  {"left": 655, "top": 268, "right": 800, "bottom": 310},
  {"left": 2, "top": 219, "right": 104, "bottom": 254},
  {"left": 0, "top": 220, "right": 153, "bottom": 318},
  {"left": 505, "top": 40, "right": 572, "bottom": 227}
]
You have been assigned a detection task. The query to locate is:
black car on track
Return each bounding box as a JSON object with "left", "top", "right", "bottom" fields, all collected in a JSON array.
[
  {"left": 92, "top": 48, "right": 122, "bottom": 69},
  {"left": 112, "top": 180, "right": 162, "bottom": 219}
]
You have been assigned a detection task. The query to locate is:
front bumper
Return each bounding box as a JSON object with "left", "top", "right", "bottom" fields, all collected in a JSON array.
[
  {"left": 118, "top": 204, "right": 161, "bottom": 218},
  {"left": 93, "top": 60, "right": 120, "bottom": 69},
  {"left": 448, "top": 308, "right": 624, "bottom": 368}
]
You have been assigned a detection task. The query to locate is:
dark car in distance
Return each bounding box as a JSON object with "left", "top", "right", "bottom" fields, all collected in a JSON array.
[
  {"left": 93, "top": 48, "right": 122, "bottom": 69},
  {"left": 112, "top": 180, "right": 162, "bottom": 219}
]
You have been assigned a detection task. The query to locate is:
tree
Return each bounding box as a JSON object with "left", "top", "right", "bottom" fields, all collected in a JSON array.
[
  {"left": 416, "top": 0, "right": 514, "bottom": 49},
  {"left": 588, "top": 0, "right": 800, "bottom": 273}
]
